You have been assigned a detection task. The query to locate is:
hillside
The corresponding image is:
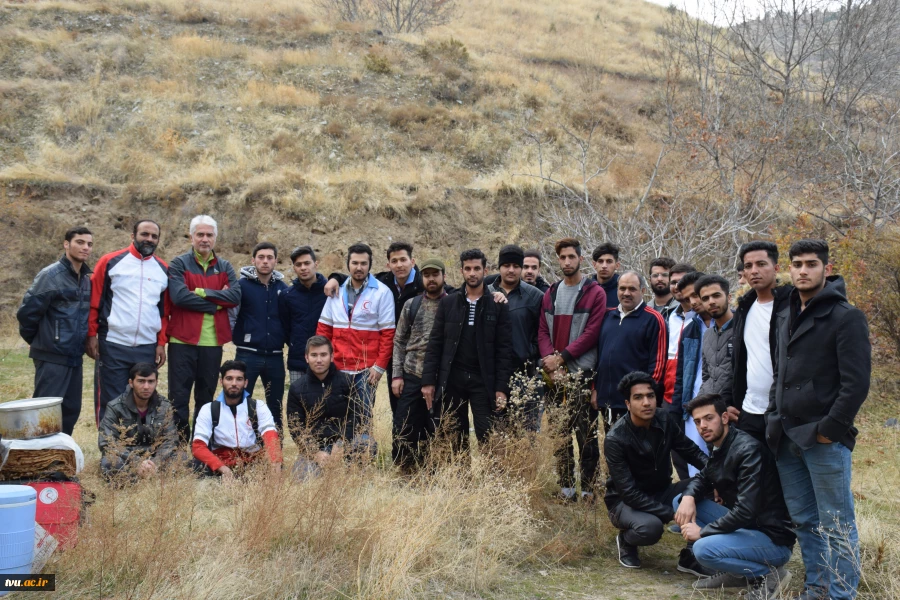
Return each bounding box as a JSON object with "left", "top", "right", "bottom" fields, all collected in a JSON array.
[{"left": 0, "top": 0, "right": 673, "bottom": 312}]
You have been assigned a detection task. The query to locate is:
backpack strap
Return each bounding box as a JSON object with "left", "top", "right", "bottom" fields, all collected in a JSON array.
[
  {"left": 408, "top": 293, "right": 425, "bottom": 327},
  {"left": 209, "top": 401, "right": 221, "bottom": 449},
  {"left": 247, "top": 397, "right": 260, "bottom": 443}
]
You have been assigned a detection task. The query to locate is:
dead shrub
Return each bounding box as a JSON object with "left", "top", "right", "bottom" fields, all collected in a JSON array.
[
  {"left": 364, "top": 49, "right": 392, "bottom": 74},
  {"left": 387, "top": 104, "right": 448, "bottom": 131},
  {"left": 323, "top": 121, "right": 347, "bottom": 138}
]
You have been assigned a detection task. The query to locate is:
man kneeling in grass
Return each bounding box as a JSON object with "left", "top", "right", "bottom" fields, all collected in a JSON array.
[
  {"left": 191, "top": 360, "right": 282, "bottom": 481},
  {"left": 674, "top": 394, "right": 795, "bottom": 598},
  {"left": 98, "top": 362, "right": 178, "bottom": 481},
  {"left": 286, "top": 336, "right": 353, "bottom": 478}
]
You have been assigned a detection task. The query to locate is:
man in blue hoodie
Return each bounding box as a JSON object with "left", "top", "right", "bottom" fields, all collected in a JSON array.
[
  {"left": 592, "top": 271, "right": 668, "bottom": 433},
  {"left": 279, "top": 245, "right": 329, "bottom": 385},
  {"left": 231, "top": 242, "right": 289, "bottom": 430}
]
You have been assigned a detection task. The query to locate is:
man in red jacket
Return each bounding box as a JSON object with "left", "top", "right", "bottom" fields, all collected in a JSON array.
[
  {"left": 167, "top": 215, "right": 241, "bottom": 442},
  {"left": 538, "top": 238, "right": 607, "bottom": 502}
]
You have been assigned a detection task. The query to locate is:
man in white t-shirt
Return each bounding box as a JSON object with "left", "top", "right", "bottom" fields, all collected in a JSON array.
[{"left": 730, "top": 241, "right": 792, "bottom": 444}]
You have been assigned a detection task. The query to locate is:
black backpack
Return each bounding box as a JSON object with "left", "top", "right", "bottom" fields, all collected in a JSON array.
[
  {"left": 408, "top": 293, "right": 425, "bottom": 326},
  {"left": 207, "top": 399, "right": 259, "bottom": 448}
]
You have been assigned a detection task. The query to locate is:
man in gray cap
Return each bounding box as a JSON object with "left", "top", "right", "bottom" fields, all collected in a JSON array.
[
  {"left": 391, "top": 258, "right": 451, "bottom": 470},
  {"left": 488, "top": 244, "right": 546, "bottom": 430}
]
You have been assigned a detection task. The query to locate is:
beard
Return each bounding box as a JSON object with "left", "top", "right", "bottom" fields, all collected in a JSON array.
[
  {"left": 135, "top": 240, "right": 157, "bottom": 257},
  {"left": 223, "top": 388, "right": 244, "bottom": 401}
]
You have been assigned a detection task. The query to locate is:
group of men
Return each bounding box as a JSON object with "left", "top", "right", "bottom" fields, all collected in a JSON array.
[{"left": 17, "top": 216, "right": 870, "bottom": 599}]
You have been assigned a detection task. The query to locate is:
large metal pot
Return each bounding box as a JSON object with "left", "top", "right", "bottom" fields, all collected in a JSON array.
[{"left": 0, "top": 398, "right": 63, "bottom": 440}]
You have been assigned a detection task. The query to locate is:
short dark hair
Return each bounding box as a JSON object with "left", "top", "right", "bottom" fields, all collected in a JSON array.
[
  {"left": 290, "top": 245, "right": 316, "bottom": 262},
  {"left": 617, "top": 371, "right": 657, "bottom": 401},
  {"left": 252, "top": 241, "right": 277, "bottom": 259},
  {"left": 65, "top": 226, "right": 92, "bottom": 242},
  {"left": 736, "top": 260, "right": 745, "bottom": 273},
  {"left": 695, "top": 274, "right": 731, "bottom": 297},
  {"left": 669, "top": 262, "right": 696, "bottom": 276},
  {"left": 649, "top": 257, "right": 675, "bottom": 271},
  {"left": 347, "top": 243, "right": 373, "bottom": 269},
  {"left": 554, "top": 238, "right": 582, "bottom": 256},
  {"left": 739, "top": 241, "right": 779, "bottom": 265},
  {"left": 386, "top": 241, "right": 413, "bottom": 260},
  {"left": 305, "top": 335, "right": 333, "bottom": 354},
  {"left": 219, "top": 360, "right": 247, "bottom": 378},
  {"left": 128, "top": 362, "right": 158, "bottom": 380},
  {"left": 459, "top": 248, "right": 487, "bottom": 267},
  {"left": 524, "top": 249, "right": 542, "bottom": 262},
  {"left": 789, "top": 239, "right": 829, "bottom": 265},
  {"left": 676, "top": 270, "right": 706, "bottom": 292},
  {"left": 592, "top": 242, "right": 620, "bottom": 262},
  {"left": 685, "top": 393, "right": 727, "bottom": 417},
  {"left": 132, "top": 219, "right": 160, "bottom": 236}
]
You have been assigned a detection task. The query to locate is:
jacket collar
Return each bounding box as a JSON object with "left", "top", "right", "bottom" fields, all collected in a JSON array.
[
  {"left": 123, "top": 387, "right": 161, "bottom": 413},
  {"left": 615, "top": 300, "right": 645, "bottom": 319},
  {"left": 240, "top": 265, "right": 285, "bottom": 284},
  {"left": 710, "top": 425, "right": 738, "bottom": 455},
  {"left": 60, "top": 255, "right": 92, "bottom": 277},
  {"left": 788, "top": 276, "right": 846, "bottom": 342},
  {"left": 215, "top": 390, "right": 250, "bottom": 406},
  {"left": 127, "top": 244, "right": 157, "bottom": 261},
  {"left": 307, "top": 363, "right": 338, "bottom": 384},
  {"left": 292, "top": 272, "right": 327, "bottom": 292},
  {"left": 624, "top": 408, "right": 666, "bottom": 435},
  {"left": 192, "top": 249, "right": 217, "bottom": 268}
]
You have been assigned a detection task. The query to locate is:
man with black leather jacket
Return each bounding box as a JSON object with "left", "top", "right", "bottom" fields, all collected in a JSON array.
[
  {"left": 674, "top": 394, "right": 795, "bottom": 598},
  {"left": 421, "top": 249, "right": 514, "bottom": 451},
  {"left": 604, "top": 371, "right": 708, "bottom": 573}
]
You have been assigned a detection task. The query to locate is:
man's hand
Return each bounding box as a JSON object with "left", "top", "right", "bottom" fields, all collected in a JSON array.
[
  {"left": 674, "top": 495, "right": 696, "bottom": 526},
  {"left": 590, "top": 388, "right": 599, "bottom": 410},
  {"left": 324, "top": 278, "right": 340, "bottom": 298},
  {"left": 422, "top": 385, "right": 435, "bottom": 409},
  {"left": 542, "top": 354, "right": 563, "bottom": 372},
  {"left": 137, "top": 459, "right": 157, "bottom": 479},
  {"left": 680, "top": 522, "right": 702, "bottom": 543},
  {"left": 492, "top": 291, "right": 508, "bottom": 304},
  {"left": 816, "top": 433, "right": 833, "bottom": 444},
  {"left": 217, "top": 465, "right": 234, "bottom": 482},
  {"left": 155, "top": 345, "right": 166, "bottom": 368},
  {"left": 495, "top": 392, "right": 507, "bottom": 412},
  {"left": 726, "top": 406, "right": 741, "bottom": 422},
  {"left": 85, "top": 336, "right": 99, "bottom": 360},
  {"left": 367, "top": 367, "right": 383, "bottom": 386},
  {"left": 391, "top": 378, "right": 404, "bottom": 397}
]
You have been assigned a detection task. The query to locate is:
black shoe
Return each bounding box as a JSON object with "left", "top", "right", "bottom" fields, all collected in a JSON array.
[
  {"left": 616, "top": 534, "right": 641, "bottom": 569},
  {"left": 676, "top": 548, "right": 716, "bottom": 577}
]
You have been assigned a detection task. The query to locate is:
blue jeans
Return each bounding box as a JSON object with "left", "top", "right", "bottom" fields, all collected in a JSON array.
[
  {"left": 349, "top": 370, "right": 377, "bottom": 438},
  {"left": 672, "top": 496, "right": 792, "bottom": 578},
  {"left": 235, "top": 350, "right": 286, "bottom": 430},
  {"left": 776, "top": 438, "right": 859, "bottom": 599}
]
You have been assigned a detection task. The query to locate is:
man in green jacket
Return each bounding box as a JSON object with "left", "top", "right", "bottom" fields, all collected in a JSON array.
[{"left": 98, "top": 362, "right": 178, "bottom": 481}]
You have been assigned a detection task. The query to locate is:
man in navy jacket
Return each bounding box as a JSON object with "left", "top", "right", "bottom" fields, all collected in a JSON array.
[
  {"left": 593, "top": 271, "right": 667, "bottom": 432},
  {"left": 231, "top": 242, "right": 289, "bottom": 429},
  {"left": 279, "top": 246, "right": 328, "bottom": 384}
]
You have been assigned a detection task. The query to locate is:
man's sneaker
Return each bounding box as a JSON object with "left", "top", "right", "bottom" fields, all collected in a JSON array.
[
  {"left": 616, "top": 534, "right": 641, "bottom": 569},
  {"left": 558, "top": 487, "right": 576, "bottom": 502},
  {"left": 744, "top": 566, "right": 792, "bottom": 600},
  {"left": 691, "top": 571, "right": 747, "bottom": 590},
  {"left": 676, "top": 548, "right": 716, "bottom": 577},
  {"left": 794, "top": 588, "right": 826, "bottom": 600},
  {"left": 667, "top": 523, "right": 682, "bottom": 534}
]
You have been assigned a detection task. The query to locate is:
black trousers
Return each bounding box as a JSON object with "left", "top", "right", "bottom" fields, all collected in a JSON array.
[
  {"left": 33, "top": 359, "right": 82, "bottom": 435},
  {"left": 736, "top": 411, "right": 767, "bottom": 446},
  {"left": 608, "top": 478, "right": 692, "bottom": 547},
  {"left": 437, "top": 369, "right": 494, "bottom": 451},
  {"left": 392, "top": 374, "right": 434, "bottom": 468},
  {"left": 95, "top": 339, "right": 156, "bottom": 426},
  {"left": 548, "top": 376, "right": 600, "bottom": 492},
  {"left": 168, "top": 344, "right": 223, "bottom": 442}
]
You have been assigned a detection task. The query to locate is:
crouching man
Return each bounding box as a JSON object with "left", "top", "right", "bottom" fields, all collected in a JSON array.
[
  {"left": 191, "top": 360, "right": 282, "bottom": 481},
  {"left": 286, "top": 336, "right": 353, "bottom": 478},
  {"left": 98, "top": 362, "right": 178, "bottom": 481},
  {"left": 674, "top": 394, "right": 795, "bottom": 598},
  {"left": 604, "top": 371, "right": 709, "bottom": 573}
]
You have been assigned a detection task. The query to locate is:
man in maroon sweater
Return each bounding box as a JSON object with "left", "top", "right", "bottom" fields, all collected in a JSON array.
[{"left": 538, "top": 238, "right": 608, "bottom": 501}]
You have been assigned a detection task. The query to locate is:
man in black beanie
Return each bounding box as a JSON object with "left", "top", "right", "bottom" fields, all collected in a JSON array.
[{"left": 487, "top": 244, "right": 545, "bottom": 430}]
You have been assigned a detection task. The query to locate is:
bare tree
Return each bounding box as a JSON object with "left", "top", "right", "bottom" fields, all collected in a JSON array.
[
  {"left": 313, "top": 0, "right": 370, "bottom": 22},
  {"left": 370, "top": 0, "right": 456, "bottom": 33}
]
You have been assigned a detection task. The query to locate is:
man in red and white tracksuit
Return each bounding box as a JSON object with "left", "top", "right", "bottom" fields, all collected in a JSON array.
[
  {"left": 316, "top": 243, "right": 395, "bottom": 446},
  {"left": 191, "top": 360, "right": 282, "bottom": 480},
  {"left": 87, "top": 220, "right": 169, "bottom": 425}
]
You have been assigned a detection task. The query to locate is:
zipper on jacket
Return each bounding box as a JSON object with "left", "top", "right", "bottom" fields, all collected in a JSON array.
[
  {"left": 133, "top": 258, "right": 144, "bottom": 347},
  {"left": 55, "top": 320, "right": 59, "bottom": 341}
]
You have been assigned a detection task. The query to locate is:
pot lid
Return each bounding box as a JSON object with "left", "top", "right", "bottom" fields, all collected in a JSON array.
[
  {"left": 0, "top": 397, "right": 64, "bottom": 412},
  {"left": 0, "top": 485, "right": 37, "bottom": 506}
]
